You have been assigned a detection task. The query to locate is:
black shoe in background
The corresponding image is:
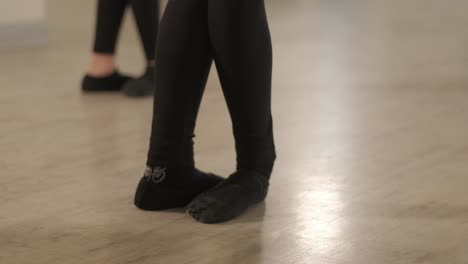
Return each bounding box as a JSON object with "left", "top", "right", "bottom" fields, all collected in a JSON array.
[
  {"left": 81, "top": 71, "right": 133, "bottom": 92},
  {"left": 122, "top": 65, "right": 155, "bottom": 97}
]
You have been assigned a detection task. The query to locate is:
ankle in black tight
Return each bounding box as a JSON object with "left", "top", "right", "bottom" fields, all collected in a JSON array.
[
  {"left": 186, "top": 169, "right": 270, "bottom": 224},
  {"left": 236, "top": 146, "right": 276, "bottom": 177},
  {"left": 134, "top": 166, "right": 223, "bottom": 211}
]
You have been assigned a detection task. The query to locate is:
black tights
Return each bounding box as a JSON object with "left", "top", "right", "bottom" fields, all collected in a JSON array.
[
  {"left": 93, "top": 0, "right": 159, "bottom": 60},
  {"left": 147, "top": 0, "right": 276, "bottom": 176}
]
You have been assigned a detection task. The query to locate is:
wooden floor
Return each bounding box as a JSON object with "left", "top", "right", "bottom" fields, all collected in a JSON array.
[{"left": 1, "top": 0, "right": 468, "bottom": 263}]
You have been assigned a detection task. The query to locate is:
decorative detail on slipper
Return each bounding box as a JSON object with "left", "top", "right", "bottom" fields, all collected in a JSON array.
[{"left": 144, "top": 166, "right": 166, "bottom": 183}]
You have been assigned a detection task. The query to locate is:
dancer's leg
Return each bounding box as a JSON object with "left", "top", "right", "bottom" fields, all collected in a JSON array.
[
  {"left": 134, "top": 0, "right": 222, "bottom": 210},
  {"left": 82, "top": 0, "right": 132, "bottom": 92},
  {"left": 130, "top": 0, "right": 159, "bottom": 63},
  {"left": 122, "top": 0, "right": 160, "bottom": 97},
  {"left": 187, "top": 0, "right": 276, "bottom": 223},
  {"left": 93, "top": 0, "right": 129, "bottom": 57},
  {"left": 208, "top": 0, "right": 276, "bottom": 176}
]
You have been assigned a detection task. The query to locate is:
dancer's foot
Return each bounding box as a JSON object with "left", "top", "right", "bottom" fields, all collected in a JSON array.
[
  {"left": 134, "top": 166, "right": 224, "bottom": 211},
  {"left": 81, "top": 71, "right": 132, "bottom": 92},
  {"left": 186, "top": 169, "right": 269, "bottom": 224},
  {"left": 122, "top": 65, "right": 155, "bottom": 97}
]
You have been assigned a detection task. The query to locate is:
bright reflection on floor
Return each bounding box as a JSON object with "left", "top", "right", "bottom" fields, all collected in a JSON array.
[{"left": 296, "top": 185, "right": 345, "bottom": 255}]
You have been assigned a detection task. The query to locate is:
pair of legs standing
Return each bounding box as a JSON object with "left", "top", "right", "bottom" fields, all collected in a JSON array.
[
  {"left": 135, "top": 0, "right": 276, "bottom": 223},
  {"left": 82, "top": 0, "right": 159, "bottom": 97}
]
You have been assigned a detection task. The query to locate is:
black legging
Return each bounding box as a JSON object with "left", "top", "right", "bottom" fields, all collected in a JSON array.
[
  {"left": 93, "top": 0, "right": 159, "bottom": 60},
  {"left": 147, "top": 0, "right": 276, "bottom": 176}
]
